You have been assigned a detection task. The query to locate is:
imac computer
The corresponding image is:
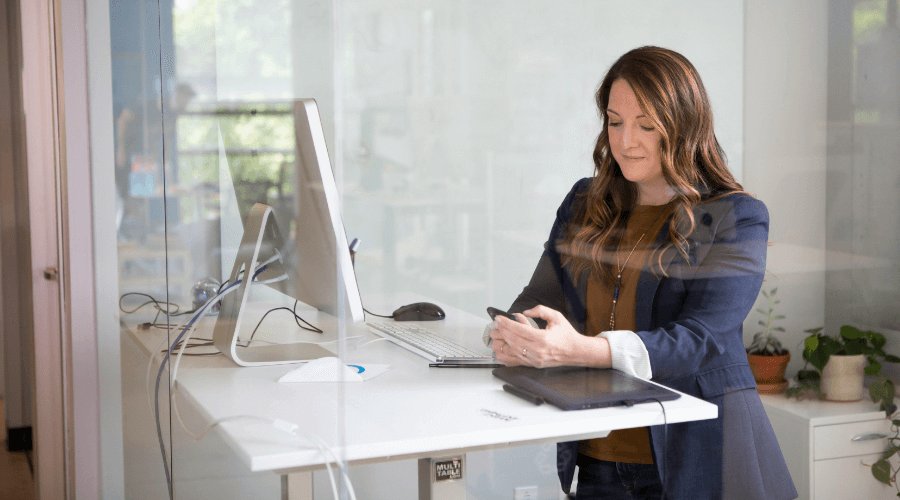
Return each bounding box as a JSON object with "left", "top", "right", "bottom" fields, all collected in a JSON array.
[{"left": 212, "top": 98, "right": 364, "bottom": 366}]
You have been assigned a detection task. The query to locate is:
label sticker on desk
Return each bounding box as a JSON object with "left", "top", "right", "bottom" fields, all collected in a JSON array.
[{"left": 433, "top": 458, "right": 463, "bottom": 482}]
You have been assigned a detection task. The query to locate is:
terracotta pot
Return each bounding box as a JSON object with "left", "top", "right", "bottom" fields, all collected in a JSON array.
[
  {"left": 821, "top": 354, "right": 866, "bottom": 402},
  {"left": 747, "top": 351, "right": 790, "bottom": 385}
]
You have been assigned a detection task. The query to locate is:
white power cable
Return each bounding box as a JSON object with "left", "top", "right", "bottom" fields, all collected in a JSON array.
[
  {"left": 350, "top": 337, "right": 406, "bottom": 350},
  {"left": 145, "top": 284, "right": 238, "bottom": 419},
  {"left": 169, "top": 391, "right": 356, "bottom": 500},
  {"left": 143, "top": 257, "right": 357, "bottom": 500}
]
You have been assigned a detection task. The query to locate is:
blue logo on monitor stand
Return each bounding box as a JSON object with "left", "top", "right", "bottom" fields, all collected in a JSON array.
[{"left": 348, "top": 365, "right": 365, "bottom": 373}]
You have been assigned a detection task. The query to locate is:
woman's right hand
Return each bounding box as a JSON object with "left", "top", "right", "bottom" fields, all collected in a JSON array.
[{"left": 491, "top": 306, "right": 611, "bottom": 368}]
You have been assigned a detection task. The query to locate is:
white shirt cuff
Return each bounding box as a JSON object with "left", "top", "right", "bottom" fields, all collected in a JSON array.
[{"left": 599, "top": 330, "right": 652, "bottom": 380}]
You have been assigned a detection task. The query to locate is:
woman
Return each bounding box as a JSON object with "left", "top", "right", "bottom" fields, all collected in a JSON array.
[{"left": 488, "top": 47, "right": 797, "bottom": 500}]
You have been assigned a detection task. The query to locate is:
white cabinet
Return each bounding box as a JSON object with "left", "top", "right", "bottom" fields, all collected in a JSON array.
[{"left": 760, "top": 394, "right": 899, "bottom": 500}]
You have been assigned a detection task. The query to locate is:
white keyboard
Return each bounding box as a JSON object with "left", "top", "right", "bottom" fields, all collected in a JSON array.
[{"left": 366, "top": 322, "right": 494, "bottom": 363}]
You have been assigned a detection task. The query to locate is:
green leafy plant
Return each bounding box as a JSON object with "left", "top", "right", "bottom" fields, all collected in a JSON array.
[
  {"left": 785, "top": 325, "right": 900, "bottom": 491},
  {"left": 746, "top": 288, "right": 787, "bottom": 356},
  {"left": 787, "top": 326, "right": 900, "bottom": 406},
  {"left": 784, "top": 327, "right": 826, "bottom": 400},
  {"left": 870, "top": 416, "right": 900, "bottom": 495}
]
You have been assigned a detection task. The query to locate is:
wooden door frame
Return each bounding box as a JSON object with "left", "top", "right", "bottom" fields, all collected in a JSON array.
[{"left": 18, "top": 0, "right": 121, "bottom": 497}]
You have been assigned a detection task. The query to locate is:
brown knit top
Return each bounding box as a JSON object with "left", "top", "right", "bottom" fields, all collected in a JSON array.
[{"left": 577, "top": 201, "right": 674, "bottom": 464}]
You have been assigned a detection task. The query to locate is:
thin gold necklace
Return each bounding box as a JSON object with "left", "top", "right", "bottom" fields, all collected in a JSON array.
[{"left": 609, "top": 201, "right": 672, "bottom": 330}]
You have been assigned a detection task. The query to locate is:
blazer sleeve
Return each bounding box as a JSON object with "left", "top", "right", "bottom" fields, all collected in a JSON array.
[
  {"left": 635, "top": 195, "right": 769, "bottom": 380},
  {"left": 508, "top": 178, "right": 591, "bottom": 320}
]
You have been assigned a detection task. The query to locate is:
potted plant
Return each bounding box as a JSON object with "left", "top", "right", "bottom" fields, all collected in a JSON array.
[
  {"left": 790, "top": 325, "right": 900, "bottom": 402},
  {"left": 746, "top": 288, "right": 790, "bottom": 394},
  {"left": 787, "top": 326, "right": 900, "bottom": 492}
]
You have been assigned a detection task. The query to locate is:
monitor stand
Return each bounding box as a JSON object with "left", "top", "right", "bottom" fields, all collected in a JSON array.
[{"left": 212, "top": 203, "right": 333, "bottom": 366}]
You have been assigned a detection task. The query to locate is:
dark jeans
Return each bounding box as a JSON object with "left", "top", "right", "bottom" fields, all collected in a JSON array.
[{"left": 574, "top": 454, "right": 664, "bottom": 500}]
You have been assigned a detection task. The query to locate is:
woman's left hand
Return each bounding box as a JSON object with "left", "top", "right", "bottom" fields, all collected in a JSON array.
[{"left": 490, "top": 305, "right": 610, "bottom": 368}]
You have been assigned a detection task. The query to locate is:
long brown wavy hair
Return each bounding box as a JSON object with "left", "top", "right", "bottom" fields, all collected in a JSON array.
[{"left": 562, "top": 46, "right": 744, "bottom": 285}]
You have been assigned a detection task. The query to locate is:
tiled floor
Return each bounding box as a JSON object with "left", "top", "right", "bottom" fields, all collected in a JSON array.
[{"left": 0, "top": 399, "right": 35, "bottom": 500}]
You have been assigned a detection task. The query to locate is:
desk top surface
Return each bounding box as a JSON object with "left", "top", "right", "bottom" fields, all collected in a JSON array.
[{"left": 124, "top": 292, "right": 717, "bottom": 473}]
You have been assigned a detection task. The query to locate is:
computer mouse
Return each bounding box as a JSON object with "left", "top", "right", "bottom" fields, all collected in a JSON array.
[{"left": 392, "top": 302, "right": 446, "bottom": 321}]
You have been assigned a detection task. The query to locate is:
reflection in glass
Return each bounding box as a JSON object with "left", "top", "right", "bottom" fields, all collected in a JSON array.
[
  {"left": 826, "top": 0, "right": 900, "bottom": 348},
  {"left": 107, "top": 1, "right": 750, "bottom": 499}
]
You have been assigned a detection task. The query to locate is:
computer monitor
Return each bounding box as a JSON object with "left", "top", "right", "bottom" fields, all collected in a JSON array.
[{"left": 212, "top": 98, "right": 364, "bottom": 366}]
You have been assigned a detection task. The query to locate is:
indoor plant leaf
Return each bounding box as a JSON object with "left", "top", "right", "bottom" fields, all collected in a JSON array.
[
  {"left": 822, "top": 337, "right": 842, "bottom": 355},
  {"left": 808, "top": 346, "right": 829, "bottom": 373},
  {"left": 872, "top": 459, "right": 892, "bottom": 484},
  {"left": 805, "top": 336, "right": 819, "bottom": 352},
  {"left": 841, "top": 325, "right": 864, "bottom": 340},
  {"left": 871, "top": 380, "right": 886, "bottom": 404},
  {"left": 883, "top": 445, "right": 900, "bottom": 460}
]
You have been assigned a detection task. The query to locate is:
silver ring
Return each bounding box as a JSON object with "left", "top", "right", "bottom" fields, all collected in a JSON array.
[{"left": 522, "top": 348, "right": 527, "bottom": 357}]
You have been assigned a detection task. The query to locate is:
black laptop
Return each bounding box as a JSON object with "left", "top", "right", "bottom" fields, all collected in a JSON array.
[{"left": 493, "top": 365, "right": 680, "bottom": 411}]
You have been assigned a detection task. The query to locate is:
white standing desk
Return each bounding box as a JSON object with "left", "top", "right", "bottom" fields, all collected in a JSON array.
[{"left": 125, "top": 293, "right": 718, "bottom": 499}]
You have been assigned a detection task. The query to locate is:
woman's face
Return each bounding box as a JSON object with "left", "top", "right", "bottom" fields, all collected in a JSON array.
[{"left": 607, "top": 79, "right": 668, "bottom": 201}]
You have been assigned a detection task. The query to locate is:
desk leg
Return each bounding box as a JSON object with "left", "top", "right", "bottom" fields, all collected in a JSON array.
[
  {"left": 418, "top": 455, "right": 466, "bottom": 500},
  {"left": 282, "top": 471, "right": 313, "bottom": 500}
]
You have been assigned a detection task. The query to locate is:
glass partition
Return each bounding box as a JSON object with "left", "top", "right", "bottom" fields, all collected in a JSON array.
[
  {"left": 334, "top": 2, "right": 742, "bottom": 497},
  {"left": 339, "top": 1, "right": 744, "bottom": 318},
  {"left": 113, "top": 0, "right": 339, "bottom": 498},
  {"left": 825, "top": 0, "right": 900, "bottom": 353},
  {"left": 98, "top": 0, "right": 900, "bottom": 498},
  {"left": 111, "top": 0, "right": 178, "bottom": 497}
]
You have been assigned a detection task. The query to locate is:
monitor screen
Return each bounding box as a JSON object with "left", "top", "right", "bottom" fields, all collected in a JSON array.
[
  {"left": 285, "top": 99, "right": 364, "bottom": 323},
  {"left": 212, "top": 98, "right": 364, "bottom": 366}
]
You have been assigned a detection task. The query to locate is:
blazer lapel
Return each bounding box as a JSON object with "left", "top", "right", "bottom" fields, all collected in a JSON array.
[{"left": 634, "top": 204, "right": 713, "bottom": 333}]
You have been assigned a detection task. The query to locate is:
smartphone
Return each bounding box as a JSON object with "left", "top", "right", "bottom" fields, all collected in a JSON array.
[{"left": 487, "top": 307, "right": 519, "bottom": 322}]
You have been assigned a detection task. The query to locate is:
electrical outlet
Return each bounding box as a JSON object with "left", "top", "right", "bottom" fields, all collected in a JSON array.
[{"left": 514, "top": 485, "right": 539, "bottom": 500}]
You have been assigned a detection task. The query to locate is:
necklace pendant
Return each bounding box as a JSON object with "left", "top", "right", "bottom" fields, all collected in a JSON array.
[{"left": 609, "top": 284, "right": 620, "bottom": 331}]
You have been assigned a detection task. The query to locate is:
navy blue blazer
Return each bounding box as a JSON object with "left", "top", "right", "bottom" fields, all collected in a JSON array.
[{"left": 509, "top": 178, "right": 770, "bottom": 499}]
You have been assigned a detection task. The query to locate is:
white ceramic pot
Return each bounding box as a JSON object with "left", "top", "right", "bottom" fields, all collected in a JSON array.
[{"left": 821, "top": 354, "right": 866, "bottom": 402}]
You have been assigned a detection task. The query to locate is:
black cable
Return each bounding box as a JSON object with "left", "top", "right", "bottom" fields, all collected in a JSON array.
[
  {"left": 363, "top": 307, "right": 392, "bottom": 319},
  {"left": 248, "top": 306, "right": 323, "bottom": 342},
  {"left": 119, "top": 292, "right": 181, "bottom": 315},
  {"left": 293, "top": 300, "right": 323, "bottom": 333},
  {"left": 119, "top": 293, "right": 185, "bottom": 332},
  {"left": 161, "top": 338, "right": 221, "bottom": 356}
]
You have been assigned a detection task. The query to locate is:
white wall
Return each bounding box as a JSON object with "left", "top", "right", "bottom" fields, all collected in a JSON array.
[
  {"left": 742, "top": 0, "right": 829, "bottom": 376},
  {"left": 339, "top": 0, "right": 745, "bottom": 320}
]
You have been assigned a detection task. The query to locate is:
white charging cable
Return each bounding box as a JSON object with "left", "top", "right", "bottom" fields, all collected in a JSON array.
[{"left": 169, "top": 390, "right": 357, "bottom": 500}]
